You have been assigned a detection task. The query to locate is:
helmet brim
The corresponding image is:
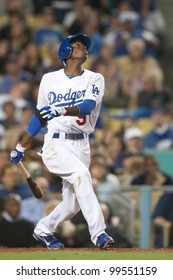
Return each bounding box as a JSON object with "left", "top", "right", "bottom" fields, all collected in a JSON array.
[{"left": 68, "top": 34, "right": 91, "bottom": 50}]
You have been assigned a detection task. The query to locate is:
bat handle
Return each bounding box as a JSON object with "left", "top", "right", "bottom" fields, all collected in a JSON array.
[{"left": 18, "top": 161, "right": 30, "bottom": 179}]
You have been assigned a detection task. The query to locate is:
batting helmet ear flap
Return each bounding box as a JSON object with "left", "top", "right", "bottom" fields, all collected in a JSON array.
[{"left": 58, "top": 38, "right": 73, "bottom": 64}]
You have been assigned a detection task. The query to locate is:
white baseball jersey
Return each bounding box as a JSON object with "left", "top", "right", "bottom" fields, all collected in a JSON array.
[{"left": 37, "top": 68, "right": 105, "bottom": 136}]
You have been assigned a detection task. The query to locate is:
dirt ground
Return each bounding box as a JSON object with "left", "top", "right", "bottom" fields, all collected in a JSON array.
[{"left": 0, "top": 248, "right": 173, "bottom": 253}]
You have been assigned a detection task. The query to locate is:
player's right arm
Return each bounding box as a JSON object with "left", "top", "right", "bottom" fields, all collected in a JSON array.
[
  {"left": 10, "top": 76, "right": 48, "bottom": 163},
  {"left": 10, "top": 109, "right": 48, "bottom": 163}
]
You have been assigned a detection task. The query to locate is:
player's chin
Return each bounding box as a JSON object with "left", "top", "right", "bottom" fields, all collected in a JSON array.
[{"left": 81, "top": 56, "right": 87, "bottom": 64}]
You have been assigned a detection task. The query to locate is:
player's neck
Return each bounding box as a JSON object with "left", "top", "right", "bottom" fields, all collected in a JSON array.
[
  {"left": 64, "top": 69, "right": 83, "bottom": 76},
  {"left": 65, "top": 70, "right": 84, "bottom": 79},
  {"left": 64, "top": 62, "right": 83, "bottom": 77}
]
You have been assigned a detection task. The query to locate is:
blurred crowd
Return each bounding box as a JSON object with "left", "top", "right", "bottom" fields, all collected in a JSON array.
[{"left": 0, "top": 0, "right": 173, "bottom": 249}]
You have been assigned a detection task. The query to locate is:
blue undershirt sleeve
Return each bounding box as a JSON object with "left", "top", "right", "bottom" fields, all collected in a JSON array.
[
  {"left": 77, "top": 99, "right": 96, "bottom": 116},
  {"left": 26, "top": 114, "right": 42, "bottom": 136}
]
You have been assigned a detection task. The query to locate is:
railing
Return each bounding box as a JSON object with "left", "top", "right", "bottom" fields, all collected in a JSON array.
[
  {"left": 108, "top": 191, "right": 136, "bottom": 244},
  {"left": 125, "top": 185, "right": 173, "bottom": 248},
  {"left": 100, "top": 185, "right": 173, "bottom": 248}
]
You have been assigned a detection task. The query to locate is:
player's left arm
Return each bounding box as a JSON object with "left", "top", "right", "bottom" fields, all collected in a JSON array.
[{"left": 76, "top": 74, "right": 104, "bottom": 116}]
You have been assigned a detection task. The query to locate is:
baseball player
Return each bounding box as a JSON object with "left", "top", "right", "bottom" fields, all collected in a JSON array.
[{"left": 10, "top": 33, "right": 114, "bottom": 249}]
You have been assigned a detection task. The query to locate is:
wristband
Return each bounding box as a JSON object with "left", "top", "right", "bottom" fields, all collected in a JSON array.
[{"left": 16, "top": 142, "right": 26, "bottom": 153}]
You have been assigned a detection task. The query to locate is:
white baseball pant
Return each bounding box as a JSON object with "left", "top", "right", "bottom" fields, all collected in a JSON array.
[{"left": 34, "top": 134, "right": 106, "bottom": 245}]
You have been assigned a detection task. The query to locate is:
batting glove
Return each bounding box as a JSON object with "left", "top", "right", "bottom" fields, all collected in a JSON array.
[
  {"left": 39, "top": 105, "right": 67, "bottom": 121},
  {"left": 10, "top": 143, "right": 26, "bottom": 163}
]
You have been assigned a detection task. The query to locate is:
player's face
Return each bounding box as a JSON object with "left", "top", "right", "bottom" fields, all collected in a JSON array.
[{"left": 70, "top": 40, "right": 88, "bottom": 62}]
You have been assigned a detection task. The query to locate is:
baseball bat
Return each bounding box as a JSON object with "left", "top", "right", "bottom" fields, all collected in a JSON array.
[{"left": 17, "top": 161, "right": 43, "bottom": 199}]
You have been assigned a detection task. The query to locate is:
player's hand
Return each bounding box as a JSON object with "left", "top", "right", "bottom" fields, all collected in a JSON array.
[
  {"left": 10, "top": 143, "right": 26, "bottom": 163},
  {"left": 39, "top": 105, "right": 66, "bottom": 121}
]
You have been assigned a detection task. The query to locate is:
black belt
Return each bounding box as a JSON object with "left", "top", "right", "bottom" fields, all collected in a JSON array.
[{"left": 53, "top": 132, "right": 85, "bottom": 140}]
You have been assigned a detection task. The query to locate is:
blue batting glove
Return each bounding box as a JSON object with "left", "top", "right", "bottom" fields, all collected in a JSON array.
[
  {"left": 10, "top": 149, "right": 23, "bottom": 163},
  {"left": 39, "top": 105, "right": 57, "bottom": 120},
  {"left": 39, "top": 106, "right": 52, "bottom": 119},
  {"left": 10, "top": 143, "right": 26, "bottom": 163},
  {"left": 39, "top": 105, "right": 67, "bottom": 121}
]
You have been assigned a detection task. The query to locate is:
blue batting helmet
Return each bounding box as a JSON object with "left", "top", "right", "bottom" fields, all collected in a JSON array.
[{"left": 58, "top": 33, "right": 91, "bottom": 64}]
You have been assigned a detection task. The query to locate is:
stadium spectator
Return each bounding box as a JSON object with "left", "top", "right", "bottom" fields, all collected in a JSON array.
[
  {"left": 120, "top": 61, "right": 145, "bottom": 108},
  {"left": 7, "top": 81, "right": 32, "bottom": 102},
  {"left": 94, "top": 60, "right": 125, "bottom": 108},
  {"left": 34, "top": 6, "right": 64, "bottom": 67},
  {"left": 123, "top": 126, "right": 143, "bottom": 154},
  {"left": 0, "top": 163, "right": 32, "bottom": 200},
  {"left": 20, "top": 176, "right": 51, "bottom": 225},
  {"left": 102, "top": 133, "right": 125, "bottom": 174},
  {"left": 152, "top": 191, "right": 173, "bottom": 248},
  {"left": 0, "top": 53, "right": 33, "bottom": 95},
  {"left": 0, "top": 124, "right": 6, "bottom": 149},
  {"left": 43, "top": 44, "right": 63, "bottom": 74},
  {"left": 18, "top": 42, "right": 43, "bottom": 78},
  {"left": 111, "top": 127, "right": 145, "bottom": 182},
  {"left": 26, "top": 79, "right": 40, "bottom": 109},
  {"left": 89, "top": 157, "right": 121, "bottom": 207},
  {"left": 90, "top": 42, "right": 115, "bottom": 72},
  {"left": 0, "top": 40, "right": 10, "bottom": 75},
  {"left": 131, "top": 155, "right": 173, "bottom": 186},
  {"left": 129, "top": 0, "right": 166, "bottom": 35},
  {"left": 113, "top": 0, "right": 143, "bottom": 30},
  {"left": 81, "top": 16, "right": 102, "bottom": 56},
  {"left": 0, "top": 197, "right": 4, "bottom": 217},
  {"left": 0, "top": 194, "right": 36, "bottom": 247},
  {"left": 118, "top": 151, "right": 146, "bottom": 187},
  {"left": 104, "top": 9, "right": 159, "bottom": 58},
  {"left": 31, "top": 0, "right": 51, "bottom": 15},
  {"left": 51, "top": 0, "right": 73, "bottom": 24},
  {"left": 143, "top": 110, "right": 173, "bottom": 150},
  {"left": 115, "top": 38, "right": 164, "bottom": 101},
  {"left": 0, "top": 149, "right": 9, "bottom": 177},
  {"left": 137, "top": 75, "right": 172, "bottom": 116},
  {"left": 63, "top": 0, "right": 91, "bottom": 35},
  {"left": 0, "top": 100, "right": 19, "bottom": 129},
  {"left": 4, "top": 0, "right": 30, "bottom": 14},
  {"left": 0, "top": 9, "right": 31, "bottom": 54},
  {"left": 117, "top": 116, "right": 137, "bottom": 137}
]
